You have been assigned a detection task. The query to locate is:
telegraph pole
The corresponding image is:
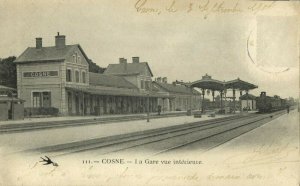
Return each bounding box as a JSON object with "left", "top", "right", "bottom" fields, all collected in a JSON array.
[{"left": 147, "top": 93, "right": 150, "bottom": 122}]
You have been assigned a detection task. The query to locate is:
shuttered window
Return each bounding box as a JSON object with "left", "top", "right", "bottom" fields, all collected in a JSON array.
[
  {"left": 75, "top": 71, "right": 80, "bottom": 83},
  {"left": 82, "top": 71, "right": 86, "bottom": 83},
  {"left": 66, "top": 69, "right": 72, "bottom": 82}
]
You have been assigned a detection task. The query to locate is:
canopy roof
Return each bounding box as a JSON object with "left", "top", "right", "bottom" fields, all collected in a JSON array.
[
  {"left": 0, "top": 85, "right": 16, "bottom": 91},
  {"left": 154, "top": 82, "right": 200, "bottom": 95},
  {"left": 190, "top": 74, "right": 225, "bottom": 91},
  {"left": 66, "top": 85, "right": 172, "bottom": 98},
  {"left": 240, "top": 93, "right": 257, "bottom": 100},
  {"left": 89, "top": 72, "right": 137, "bottom": 89},
  {"left": 190, "top": 74, "right": 258, "bottom": 91},
  {"left": 225, "top": 78, "right": 258, "bottom": 90},
  {"left": 0, "top": 96, "right": 25, "bottom": 102}
]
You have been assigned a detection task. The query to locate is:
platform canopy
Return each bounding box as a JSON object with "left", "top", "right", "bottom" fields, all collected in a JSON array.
[
  {"left": 0, "top": 85, "right": 16, "bottom": 91},
  {"left": 239, "top": 93, "right": 257, "bottom": 100},
  {"left": 0, "top": 85, "right": 16, "bottom": 96},
  {"left": 190, "top": 74, "right": 225, "bottom": 91},
  {"left": 225, "top": 78, "right": 258, "bottom": 91}
]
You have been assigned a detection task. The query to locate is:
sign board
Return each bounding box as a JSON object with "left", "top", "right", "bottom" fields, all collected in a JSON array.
[{"left": 23, "top": 71, "right": 58, "bottom": 78}]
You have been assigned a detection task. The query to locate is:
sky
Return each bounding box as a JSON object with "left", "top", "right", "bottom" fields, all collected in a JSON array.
[{"left": 0, "top": 0, "right": 299, "bottom": 98}]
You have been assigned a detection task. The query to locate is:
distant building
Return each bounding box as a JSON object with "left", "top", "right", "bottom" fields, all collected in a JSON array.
[
  {"left": 153, "top": 78, "right": 201, "bottom": 112},
  {"left": 104, "top": 57, "right": 153, "bottom": 91},
  {"left": 0, "top": 85, "right": 24, "bottom": 120},
  {"left": 239, "top": 93, "right": 257, "bottom": 111}
]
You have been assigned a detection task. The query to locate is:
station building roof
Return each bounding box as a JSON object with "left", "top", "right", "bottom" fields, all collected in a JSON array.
[
  {"left": 153, "top": 82, "right": 200, "bottom": 95},
  {"left": 225, "top": 78, "right": 258, "bottom": 90},
  {"left": 190, "top": 74, "right": 225, "bottom": 91},
  {"left": 104, "top": 62, "right": 153, "bottom": 77},
  {"left": 66, "top": 73, "right": 171, "bottom": 98},
  {"left": 14, "top": 44, "right": 89, "bottom": 63},
  {"left": 89, "top": 72, "right": 137, "bottom": 89},
  {"left": 66, "top": 86, "right": 171, "bottom": 98}
]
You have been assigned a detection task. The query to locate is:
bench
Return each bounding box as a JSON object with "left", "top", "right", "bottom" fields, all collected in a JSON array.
[
  {"left": 208, "top": 112, "right": 216, "bottom": 117},
  {"left": 193, "top": 111, "right": 202, "bottom": 118}
]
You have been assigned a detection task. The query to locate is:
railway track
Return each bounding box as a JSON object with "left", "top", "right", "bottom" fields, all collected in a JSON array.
[
  {"left": 0, "top": 112, "right": 187, "bottom": 133},
  {"left": 25, "top": 111, "right": 286, "bottom": 157}
]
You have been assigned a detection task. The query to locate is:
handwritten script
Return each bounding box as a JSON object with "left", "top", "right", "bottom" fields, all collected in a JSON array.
[
  {"left": 222, "top": 142, "right": 299, "bottom": 169},
  {"left": 134, "top": 0, "right": 276, "bottom": 17}
]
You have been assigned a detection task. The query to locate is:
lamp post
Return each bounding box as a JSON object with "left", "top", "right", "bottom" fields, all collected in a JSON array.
[
  {"left": 220, "top": 90, "right": 223, "bottom": 114},
  {"left": 9, "top": 90, "right": 14, "bottom": 120},
  {"left": 189, "top": 86, "right": 193, "bottom": 116},
  {"left": 232, "top": 88, "right": 236, "bottom": 113},
  {"left": 147, "top": 82, "right": 152, "bottom": 122},
  {"left": 147, "top": 93, "right": 150, "bottom": 122}
]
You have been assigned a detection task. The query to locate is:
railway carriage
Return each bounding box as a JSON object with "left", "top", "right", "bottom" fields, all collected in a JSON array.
[{"left": 256, "top": 92, "right": 287, "bottom": 113}]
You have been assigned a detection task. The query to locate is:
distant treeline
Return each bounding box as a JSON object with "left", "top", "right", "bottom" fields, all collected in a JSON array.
[
  {"left": 88, "top": 59, "right": 106, "bottom": 73},
  {"left": 0, "top": 56, "right": 106, "bottom": 88}
]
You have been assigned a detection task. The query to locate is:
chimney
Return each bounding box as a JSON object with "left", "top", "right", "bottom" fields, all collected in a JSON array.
[
  {"left": 119, "top": 58, "right": 127, "bottom": 64},
  {"left": 55, "top": 32, "right": 66, "bottom": 48},
  {"left": 162, "top": 77, "right": 167, "bottom": 83},
  {"left": 132, "top": 57, "right": 139, "bottom": 63},
  {"left": 36, "top": 37, "right": 42, "bottom": 49}
]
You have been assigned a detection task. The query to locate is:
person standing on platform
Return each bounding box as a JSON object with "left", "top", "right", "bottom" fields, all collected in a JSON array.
[
  {"left": 157, "top": 105, "right": 161, "bottom": 115},
  {"left": 286, "top": 104, "right": 290, "bottom": 114}
]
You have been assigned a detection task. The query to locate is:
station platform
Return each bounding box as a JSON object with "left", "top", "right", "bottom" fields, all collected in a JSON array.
[
  {"left": 0, "top": 111, "right": 296, "bottom": 186},
  {"left": 0, "top": 111, "right": 188, "bottom": 126},
  {"left": 0, "top": 112, "right": 235, "bottom": 153},
  {"left": 200, "top": 110, "right": 299, "bottom": 186}
]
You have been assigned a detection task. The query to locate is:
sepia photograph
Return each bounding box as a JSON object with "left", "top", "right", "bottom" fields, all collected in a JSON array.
[{"left": 0, "top": 0, "right": 299, "bottom": 185}]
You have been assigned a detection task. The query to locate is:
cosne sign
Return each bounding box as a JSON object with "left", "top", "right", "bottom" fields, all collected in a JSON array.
[{"left": 23, "top": 71, "right": 58, "bottom": 77}]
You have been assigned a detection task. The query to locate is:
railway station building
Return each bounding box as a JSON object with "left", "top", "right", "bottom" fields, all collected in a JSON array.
[
  {"left": 152, "top": 78, "right": 201, "bottom": 112},
  {"left": 14, "top": 34, "right": 201, "bottom": 116}
]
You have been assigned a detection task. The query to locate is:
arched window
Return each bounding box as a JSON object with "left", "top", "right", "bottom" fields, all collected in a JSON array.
[{"left": 66, "top": 69, "right": 72, "bottom": 82}]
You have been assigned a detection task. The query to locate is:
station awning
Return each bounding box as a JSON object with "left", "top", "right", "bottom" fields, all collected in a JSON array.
[
  {"left": 239, "top": 93, "right": 257, "bottom": 100},
  {"left": 0, "top": 96, "right": 25, "bottom": 103},
  {"left": 0, "top": 85, "right": 16, "bottom": 92},
  {"left": 225, "top": 78, "right": 258, "bottom": 90},
  {"left": 190, "top": 74, "right": 224, "bottom": 91},
  {"left": 65, "top": 86, "right": 172, "bottom": 98}
]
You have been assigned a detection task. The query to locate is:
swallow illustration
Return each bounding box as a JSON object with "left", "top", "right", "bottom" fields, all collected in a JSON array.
[{"left": 40, "top": 156, "right": 58, "bottom": 166}]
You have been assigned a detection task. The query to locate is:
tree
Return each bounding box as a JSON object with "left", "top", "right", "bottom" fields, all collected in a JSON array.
[
  {"left": 88, "top": 59, "right": 106, "bottom": 73},
  {"left": 0, "top": 56, "right": 17, "bottom": 88}
]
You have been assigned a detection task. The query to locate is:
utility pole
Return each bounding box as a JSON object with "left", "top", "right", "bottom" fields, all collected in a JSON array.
[
  {"left": 147, "top": 81, "right": 152, "bottom": 122},
  {"left": 147, "top": 93, "right": 150, "bottom": 122}
]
